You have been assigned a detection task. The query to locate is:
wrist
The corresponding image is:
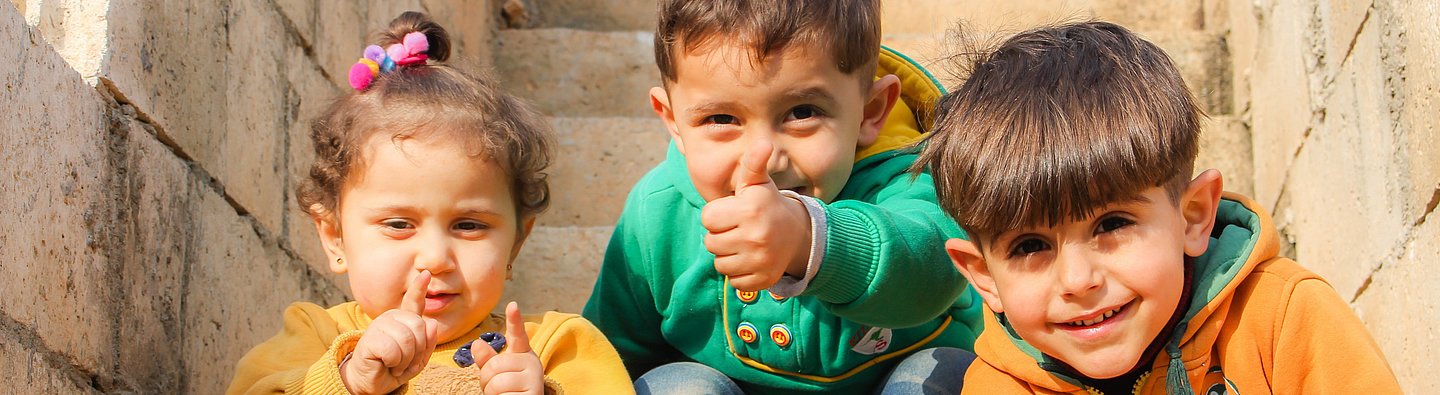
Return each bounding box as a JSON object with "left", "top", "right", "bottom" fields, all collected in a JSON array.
[{"left": 781, "top": 192, "right": 813, "bottom": 277}]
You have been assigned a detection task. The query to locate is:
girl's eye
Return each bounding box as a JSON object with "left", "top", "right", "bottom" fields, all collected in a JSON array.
[
  {"left": 704, "top": 114, "right": 738, "bottom": 125},
  {"left": 1096, "top": 216, "right": 1134, "bottom": 234},
  {"left": 1009, "top": 238, "right": 1050, "bottom": 258},
  {"left": 454, "top": 221, "right": 489, "bottom": 232},
  {"left": 382, "top": 219, "right": 413, "bottom": 230},
  {"left": 786, "top": 105, "right": 821, "bottom": 121}
]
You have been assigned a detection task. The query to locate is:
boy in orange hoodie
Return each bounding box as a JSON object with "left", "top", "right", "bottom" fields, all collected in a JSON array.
[{"left": 913, "top": 21, "right": 1402, "bottom": 394}]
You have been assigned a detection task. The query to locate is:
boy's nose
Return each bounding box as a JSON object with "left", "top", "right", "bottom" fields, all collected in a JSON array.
[{"left": 1056, "top": 250, "right": 1104, "bottom": 297}]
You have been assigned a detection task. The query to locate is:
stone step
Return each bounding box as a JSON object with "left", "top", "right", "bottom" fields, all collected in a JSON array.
[
  {"left": 515, "top": 0, "right": 656, "bottom": 31},
  {"left": 541, "top": 117, "right": 671, "bottom": 228},
  {"left": 495, "top": 28, "right": 659, "bottom": 117},
  {"left": 503, "top": 225, "right": 615, "bottom": 314}
]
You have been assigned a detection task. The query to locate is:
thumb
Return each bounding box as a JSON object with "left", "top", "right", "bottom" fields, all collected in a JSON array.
[
  {"left": 503, "top": 301, "right": 532, "bottom": 354},
  {"left": 400, "top": 270, "right": 432, "bottom": 315},
  {"left": 734, "top": 139, "right": 776, "bottom": 192}
]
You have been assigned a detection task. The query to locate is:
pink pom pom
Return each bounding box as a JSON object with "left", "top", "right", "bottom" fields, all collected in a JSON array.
[
  {"left": 402, "top": 32, "right": 428, "bottom": 55},
  {"left": 386, "top": 44, "right": 407, "bottom": 64},
  {"left": 348, "top": 63, "right": 374, "bottom": 90}
]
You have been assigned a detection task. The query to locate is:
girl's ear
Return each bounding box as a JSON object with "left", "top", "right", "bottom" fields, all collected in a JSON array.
[
  {"left": 508, "top": 214, "right": 538, "bottom": 264},
  {"left": 314, "top": 209, "right": 347, "bottom": 274},
  {"left": 650, "top": 86, "right": 685, "bottom": 154},
  {"left": 946, "top": 238, "right": 1004, "bottom": 313},
  {"left": 1181, "top": 169, "right": 1224, "bottom": 257},
  {"left": 858, "top": 74, "right": 901, "bottom": 149}
]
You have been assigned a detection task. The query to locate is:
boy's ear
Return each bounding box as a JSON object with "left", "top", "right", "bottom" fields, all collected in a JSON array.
[
  {"left": 649, "top": 86, "right": 685, "bottom": 154},
  {"left": 946, "top": 237, "right": 1004, "bottom": 313},
  {"left": 313, "top": 210, "right": 347, "bottom": 274},
  {"left": 509, "top": 214, "right": 538, "bottom": 264},
  {"left": 858, "top": 74, "right": 902, "bottom": 149},
  {"left": 1180, "top": 169, "right": 1224, "bottom": 257}
]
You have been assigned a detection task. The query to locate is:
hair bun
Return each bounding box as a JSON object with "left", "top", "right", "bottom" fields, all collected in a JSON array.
[{"left": 377, "top": 11, "right": 451, "bottom": 62}]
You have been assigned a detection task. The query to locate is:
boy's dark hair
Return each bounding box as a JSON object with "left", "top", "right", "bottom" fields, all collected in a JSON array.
[
  {"left": 915, "top": 21, "right": 1203, "bottom": 239},
  {"left": 298, "top": 11, "right": 553, "bottom": 222},
  {"left": 654, "top": 0, "right": 881, "bottom": 86}
]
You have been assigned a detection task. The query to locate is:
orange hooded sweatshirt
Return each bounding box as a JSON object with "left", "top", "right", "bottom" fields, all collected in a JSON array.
[{"left": 963, "top": 193, "right": 1402, "bottom": 394}]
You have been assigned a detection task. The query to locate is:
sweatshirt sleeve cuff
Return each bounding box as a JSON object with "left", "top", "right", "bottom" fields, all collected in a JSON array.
[
  {"left": 291, "top": 330, "right": 365, "bottom": 395},
  {"left": 769, "top": 190, "right": 828, "bottom": 297},
  {"left": 805, "top": 206, "right": 879, "bottom": 304}
]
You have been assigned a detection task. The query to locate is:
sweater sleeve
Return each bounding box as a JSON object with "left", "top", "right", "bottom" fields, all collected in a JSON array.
[
  {"left": 1271, "top": 278, "right": 1401, "bottom": 394},
  {"left": 581, "top": 194, "right": 681, "bottom": 379},
  {"left": 225, "top": 303, "right": 359, "bottom": 395},
  {"left": 531, "top": 313, "right": 637, "bottom": 394},
  {"left": 803, "top": 164, "right": 967, "bottom": 328}
]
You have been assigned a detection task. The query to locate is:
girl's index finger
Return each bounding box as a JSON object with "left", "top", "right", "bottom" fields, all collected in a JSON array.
[
  {"left": 400, "top": 270, "right": 432, "bottom": 315},
  {"left": 503, "top": 301, "right": 531, "bottom": 354}
]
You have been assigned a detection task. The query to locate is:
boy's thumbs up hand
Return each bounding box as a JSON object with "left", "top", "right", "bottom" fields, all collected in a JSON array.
[
  {"left": 342, "top": 271, "right": 439, "bottom": 395},
  {"left": 476, "top": 302, "right": 544, "bottom": 395},
  {"left": 701, "top": 140, "right": 813, "bottom": 292}
]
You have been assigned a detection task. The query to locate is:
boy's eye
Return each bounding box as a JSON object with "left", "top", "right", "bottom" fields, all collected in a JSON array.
[
  {"left": 786, "top": 105, "right": 822, "bottom": 121},
  {"left": 704, "top": 114, "right": 738, "bottom": 125},
  {"left": 1009, "top": 237, "right": 1050, "bottom": 257},
  {"left": 1095, "top": 216, "right": 1134, "bottom": 234}
]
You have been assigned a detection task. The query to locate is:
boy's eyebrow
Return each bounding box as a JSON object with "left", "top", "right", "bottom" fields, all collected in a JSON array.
[
  {"left": 685, "top": 101, "right": 738, "bottom": 116},
  {"left": 784, "top": 86, "right": 839, "bottom": 106}
]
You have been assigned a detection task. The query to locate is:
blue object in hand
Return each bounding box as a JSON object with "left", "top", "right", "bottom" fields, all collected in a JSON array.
[{"left": 453, "top": 332, "right": 507, "bottom": 367}]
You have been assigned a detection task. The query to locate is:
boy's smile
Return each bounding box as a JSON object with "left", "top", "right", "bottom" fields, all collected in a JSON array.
[
  {"left": 649, "top": 42, "right": 895, "bottom": 203},
  {"left": 945, "top": 175, "right": 1223, "bottom": 379}
]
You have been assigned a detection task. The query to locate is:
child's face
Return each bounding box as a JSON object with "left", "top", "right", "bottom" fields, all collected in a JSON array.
[
  {"left": 945, "top": 173, "right": 1222, "bottom": 379},
  {"left": 649, "top": 43, "right": 897, "bottom": 203},
  {"left": 318, "top": 136, "right": 531, "bottom": 343}
]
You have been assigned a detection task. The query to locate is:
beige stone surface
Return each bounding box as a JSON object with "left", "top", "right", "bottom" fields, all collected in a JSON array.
[
  {"left": 501, "top": 226, "right": 614, "bottom": 314},
  {"left": 1354, "top": 212, "right": 1440, "bottom": 392},
  {"left": 1244, "top": 0, "right": 1316, "bottom": 209},
  {"left": 0, "top": 330, "right": 99, "bottom": 394},
  {"left": 1387, "top": 0, "right": 1440, "bottom": 224},
  {"left": 15, "top": 0, "right": 108, "bottom": 83},
  {"left": 540, "top": 117, "right": 669, "bottom": 228},
  {"left": 526, "top": 0, "right": 654, "bottom": 31},
  {"left": 494, "top": 28, "right": 659, "bottom": 117},
  {"left": 1198, "top": 116, "right": 1255, "bottom": 197}
]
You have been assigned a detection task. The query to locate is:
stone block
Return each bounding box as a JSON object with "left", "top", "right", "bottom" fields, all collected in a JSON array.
[
  {"left": 423, "top": 0, "right": 498, "bottom": 69},
  {"left": 1224, "top": 0, "right": 1259, "bottom": 116},
  {"left": 541, "top": 117, "right": 669, "bottom": 228},
  {"left": 1387, "top": 0, "right": 1440, "bottom": 223},
  {"left": 0, "top": 2, "right": 119, "bottom": 380},
  {"left": 0, "top": 329, "right": 99, "bottom": 394},
  {"left": 524, "top": 0, "right": 654, "bottom": 31},
  {"left": 494, "top": 28, "right": 658, "bottom": 117},
  {"left": 1317, "top": 0, "right": 1372, "bottom": 82},
  {"left": 1279, "top": 25, "right": 1406, "bottom": 297},
  {"left": 103, "top": 0, "right": 290, "bottom": 236},
  {"left": 1093, "top": 0, "right": 1206, "bottom": 32},
  {"left": 1198, "top": 116, "right": 1254, "bottom": 197},
  {"left": 1353, "top": 212, "right": 1439, "bottom": 393},
  {"left": 501, "top": 226, "right": 613, "bottom": 314},
  {"left": 1245, "top": 0, "right": 1317, "bottom": 209}
]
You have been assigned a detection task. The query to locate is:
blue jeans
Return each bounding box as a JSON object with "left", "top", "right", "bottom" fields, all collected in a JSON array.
[{"left": 633, "top": 347, "right": 975, "bottom": 394}]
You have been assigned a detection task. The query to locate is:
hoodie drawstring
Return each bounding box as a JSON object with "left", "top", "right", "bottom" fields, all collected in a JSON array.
[{"left": 1164, "top": 343, "right": 1193, "bottom": 395}]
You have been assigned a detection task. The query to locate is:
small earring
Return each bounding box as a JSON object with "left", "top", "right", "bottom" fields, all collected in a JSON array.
[
  {"left": 336, "top": 257, "right": 344, "bottom": 265},
  {"left": 506, "top": 263, "right": 513, "bottom": 280}
]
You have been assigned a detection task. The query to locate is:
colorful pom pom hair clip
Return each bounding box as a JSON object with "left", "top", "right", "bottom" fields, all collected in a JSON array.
[{"left": 348, "top": 31, "right": 430, "bottom": 90}]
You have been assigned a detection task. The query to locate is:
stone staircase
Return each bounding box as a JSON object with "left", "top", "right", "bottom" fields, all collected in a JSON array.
[{"left": 493, "top": 0, "right": 1249, "bottom": 314}]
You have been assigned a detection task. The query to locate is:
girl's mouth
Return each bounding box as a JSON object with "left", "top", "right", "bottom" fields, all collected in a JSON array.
[{"left": 424, "top": 293, "right": 456, "bottom": 313}]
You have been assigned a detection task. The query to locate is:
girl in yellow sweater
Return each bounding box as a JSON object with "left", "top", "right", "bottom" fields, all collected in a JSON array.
[{"left": 226, "top": 11, "right": 631, "bottom": 395}]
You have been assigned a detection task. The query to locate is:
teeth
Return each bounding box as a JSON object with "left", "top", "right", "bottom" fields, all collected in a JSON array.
[{"left": 1068, "top": 307, "right": 1122, "bottom": 327}]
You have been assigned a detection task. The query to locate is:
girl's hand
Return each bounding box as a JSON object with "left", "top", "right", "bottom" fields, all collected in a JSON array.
[
  {"left": 473, "top": 302, "right": 545, "bottom": 394},
  {"left": 340, "top": 271, "right": 439, "bottom": 395}
]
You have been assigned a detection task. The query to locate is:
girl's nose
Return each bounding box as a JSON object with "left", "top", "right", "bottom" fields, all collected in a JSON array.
[{"left": 414, "top": 229, "right": 457, "bottom": 274}]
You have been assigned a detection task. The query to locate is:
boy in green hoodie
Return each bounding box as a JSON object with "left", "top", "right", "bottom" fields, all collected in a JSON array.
[
  {"left": 916, "top": 21, "right": 1400, "bottom": 394},
  {"left": 581, "top": 0, "right": 984, "bottom": 393}
]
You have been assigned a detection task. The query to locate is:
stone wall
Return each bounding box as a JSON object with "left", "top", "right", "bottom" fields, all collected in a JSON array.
[
  {"left": 0, "top": 0, "right": 496, "bottom": 392},
  {"left": 1, "top": 0, "right": 1434, "bottom": 393}
]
